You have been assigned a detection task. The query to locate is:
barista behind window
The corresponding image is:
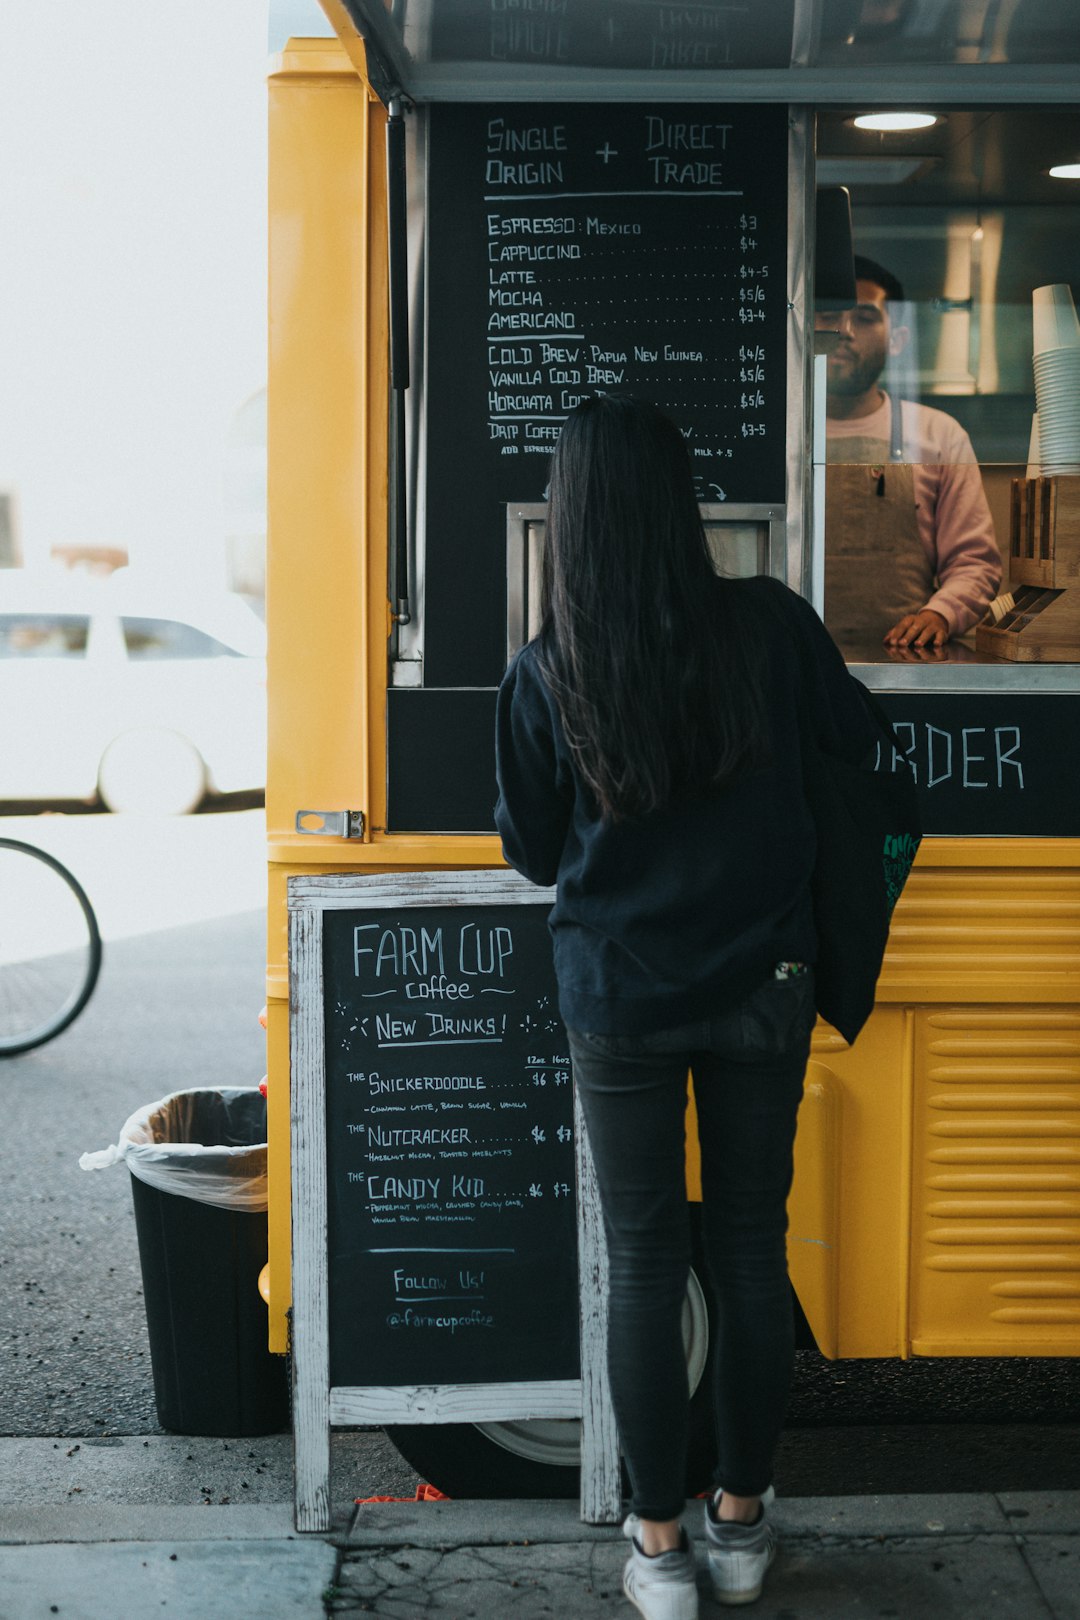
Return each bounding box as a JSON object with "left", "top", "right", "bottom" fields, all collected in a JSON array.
[{"left": 819, "top": 255, "right": 1001, "bottom": 650}]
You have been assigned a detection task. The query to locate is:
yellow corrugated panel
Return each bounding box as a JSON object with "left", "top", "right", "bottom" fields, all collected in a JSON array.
[
  {"left": 910, "top": 1009, "right": 1080, "bottom": 1356},
  {"left": 880, "top": 859, "right": 1080, "bottom": 1004}
]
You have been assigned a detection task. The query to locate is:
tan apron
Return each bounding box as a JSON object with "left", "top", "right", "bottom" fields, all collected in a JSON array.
[{"left": 824, "top": 396, "right": 934, "bottom": 642}]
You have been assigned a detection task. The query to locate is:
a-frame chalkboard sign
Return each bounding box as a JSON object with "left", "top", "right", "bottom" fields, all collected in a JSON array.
[{"left": 287, "top": 868, "right": 620, "bottom": 1531}]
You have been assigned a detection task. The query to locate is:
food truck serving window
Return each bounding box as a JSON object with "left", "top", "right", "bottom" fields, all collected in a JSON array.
[
  {"left": 813, "top": 106, "right": 1080, "bottom": 678},
  {"left": 381, "top": 86, "right": 1080, "bottom": 837}
]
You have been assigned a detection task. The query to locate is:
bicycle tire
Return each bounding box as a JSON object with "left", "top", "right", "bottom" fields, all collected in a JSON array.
[{"left": 0, "top": 838, "right": 103, "bottom": 1056}]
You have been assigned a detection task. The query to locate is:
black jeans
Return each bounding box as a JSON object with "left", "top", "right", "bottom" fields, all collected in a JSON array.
[{"left": 568, "top": 971, "right": 815, "bottom": 1521}]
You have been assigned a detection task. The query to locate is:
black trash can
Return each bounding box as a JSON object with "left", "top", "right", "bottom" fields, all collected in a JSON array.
[{"left": 119, "top": 1088, "right": 288, "bottom": 1436}]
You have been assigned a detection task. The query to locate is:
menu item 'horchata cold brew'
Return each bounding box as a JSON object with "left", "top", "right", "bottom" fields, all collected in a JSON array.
[
  {"left": 424, "top": 102, "right": 788, "bottom": 687},
  {"left": 323, "top": 904, "right": 579, "bottom": 1389}
]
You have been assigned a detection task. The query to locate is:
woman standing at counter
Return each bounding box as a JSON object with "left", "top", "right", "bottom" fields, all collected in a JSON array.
[{"left": 495, "top": 395, "right": 879, "bottom": 1617}]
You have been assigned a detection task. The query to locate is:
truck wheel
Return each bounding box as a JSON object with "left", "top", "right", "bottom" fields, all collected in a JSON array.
[{"left": 384, "top": 1209, "right": 717, "bottom": 1499}]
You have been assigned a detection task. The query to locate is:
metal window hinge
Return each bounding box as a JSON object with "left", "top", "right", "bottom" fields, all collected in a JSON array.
[{"left": 294, "top": 809, "right": 366, "bottom": 839}]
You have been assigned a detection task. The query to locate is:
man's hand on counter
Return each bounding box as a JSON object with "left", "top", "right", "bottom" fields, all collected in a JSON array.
[
  {"left": 883, "top": 637, "right": 950, "bottom": 663},
  {"left": 883, "top": 609, "right": 950, "bottom": 650}
]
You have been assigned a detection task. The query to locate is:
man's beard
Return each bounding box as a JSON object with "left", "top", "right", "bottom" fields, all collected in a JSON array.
[{"left": 827, "top": 347, "right": 886, "bottom": 398}]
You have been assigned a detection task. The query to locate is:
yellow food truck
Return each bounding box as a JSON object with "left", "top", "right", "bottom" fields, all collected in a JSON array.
[{"left": 266, "top": 0, "right": 1080, "bottom": 1502}]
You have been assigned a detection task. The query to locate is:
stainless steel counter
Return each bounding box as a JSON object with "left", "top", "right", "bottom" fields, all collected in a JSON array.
[{"left": 840, "top": 637, "right": 1080, "bottom": 692}]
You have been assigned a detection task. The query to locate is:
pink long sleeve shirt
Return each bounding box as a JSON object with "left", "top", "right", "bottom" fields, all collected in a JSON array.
[{"left": 827, "top": 394, "right": 1002, "bottom": 636}]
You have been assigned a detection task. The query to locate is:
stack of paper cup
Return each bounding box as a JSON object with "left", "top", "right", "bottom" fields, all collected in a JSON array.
[{"left": 1032, "top": 284, "right": 1080, "bottom": 475}]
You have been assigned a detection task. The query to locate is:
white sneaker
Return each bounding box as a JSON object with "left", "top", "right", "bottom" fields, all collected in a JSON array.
[
  {"left": 622, "top": 1516, "right": 699, "bottom": 1620},
  {"left": 704, "top": 1493, "right": 777, "bottom": 1607},
  {"left": 709, "top": 1486, "right": 776, "bottom": 1509}
]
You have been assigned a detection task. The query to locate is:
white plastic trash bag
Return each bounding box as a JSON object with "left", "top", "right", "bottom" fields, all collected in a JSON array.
[{"left": 80, "top": 1087, "right": 269, "bottom": 1212}]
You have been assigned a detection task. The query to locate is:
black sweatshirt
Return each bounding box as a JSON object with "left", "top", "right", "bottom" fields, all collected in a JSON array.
[{"left": 494, "top": 576, "right": 881, "bottom": 1035}]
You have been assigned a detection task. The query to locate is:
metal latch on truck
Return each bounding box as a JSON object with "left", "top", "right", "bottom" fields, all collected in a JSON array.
[{"left": 294, "top": 810, "right": 366, "bottom": 839}]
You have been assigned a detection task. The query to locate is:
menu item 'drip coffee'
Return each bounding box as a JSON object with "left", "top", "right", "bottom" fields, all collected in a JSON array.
[{"left": 323, "top": 901, "right": 579, "bottom": 1390}]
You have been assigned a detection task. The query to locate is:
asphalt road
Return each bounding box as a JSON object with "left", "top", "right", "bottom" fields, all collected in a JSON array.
[{"left": 1, "top": 807, "right": 1077, "bottom": 1499}]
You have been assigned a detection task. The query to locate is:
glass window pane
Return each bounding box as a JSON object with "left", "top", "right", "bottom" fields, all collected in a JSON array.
[
  {"left": 121, "top": 618, "right": 237, "bottom": 660},
  {"left": 0, "top": 614, "right": 89, "bottom": 658},
  {"left": 813, "top": 105, "right": 1080, "bottom": 667}
]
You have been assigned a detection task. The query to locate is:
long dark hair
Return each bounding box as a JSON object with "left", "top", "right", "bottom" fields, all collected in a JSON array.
[{"left": 537, "top": 394, "right": 767, "bottom": 820}]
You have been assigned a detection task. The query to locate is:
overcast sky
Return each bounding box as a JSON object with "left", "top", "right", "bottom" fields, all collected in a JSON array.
[{"left": 0, "top": 2, "right": 268, "bottom": 578}]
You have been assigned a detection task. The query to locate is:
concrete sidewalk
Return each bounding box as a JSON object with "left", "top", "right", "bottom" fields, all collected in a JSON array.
[
  {"left": 0, "top": 1438, "right": 1076, "bottom": 1620},
  {"left": 335, "top": 1494, "right": 1080, "bottom": 1618}
]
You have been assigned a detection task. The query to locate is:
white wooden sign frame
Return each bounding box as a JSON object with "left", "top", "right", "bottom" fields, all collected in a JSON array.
[{"left": 287, "top": 868, "right": 620, "bottom": 1532}]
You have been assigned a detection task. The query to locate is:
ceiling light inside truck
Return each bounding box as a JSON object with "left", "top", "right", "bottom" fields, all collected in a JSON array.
[{"left": 852, "top": 112, "right": 939, "bottom": 132}]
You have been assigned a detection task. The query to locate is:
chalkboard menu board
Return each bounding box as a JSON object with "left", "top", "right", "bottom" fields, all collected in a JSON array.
[
  {"left": 288, "top": 869, "right": 620, "bottom": 1531},
  {"left": 321, "top": 897, "right": 579, "bottom": 1389},
  {"left": 431, "top": 1, "right": 796, "bottom": 71},
  {"left": 424, "top": 101, "right": 789, "bottom": 687}
]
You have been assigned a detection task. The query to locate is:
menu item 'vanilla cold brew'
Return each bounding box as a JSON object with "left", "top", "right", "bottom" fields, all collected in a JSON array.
[
  {"left": 323, "top": 904, "right": 579, "bottom": 1388},
  {"left": 424, "top": 102, "right": 788, "bottom": 688}
]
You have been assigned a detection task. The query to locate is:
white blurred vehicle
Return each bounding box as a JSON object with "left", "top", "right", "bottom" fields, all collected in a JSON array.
[{"left": 0, "top": 572, "right": 266, "bottom": 814}]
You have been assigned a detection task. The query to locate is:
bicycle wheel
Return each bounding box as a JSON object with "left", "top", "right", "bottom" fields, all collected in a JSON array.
[{"left": 0, "top": 838, "right": 103, "bottom": 1056}]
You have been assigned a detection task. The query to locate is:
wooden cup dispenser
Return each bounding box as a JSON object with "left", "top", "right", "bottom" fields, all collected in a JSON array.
[{"left": 976, "top": 475, "right": 1080, "bottom": 661}]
